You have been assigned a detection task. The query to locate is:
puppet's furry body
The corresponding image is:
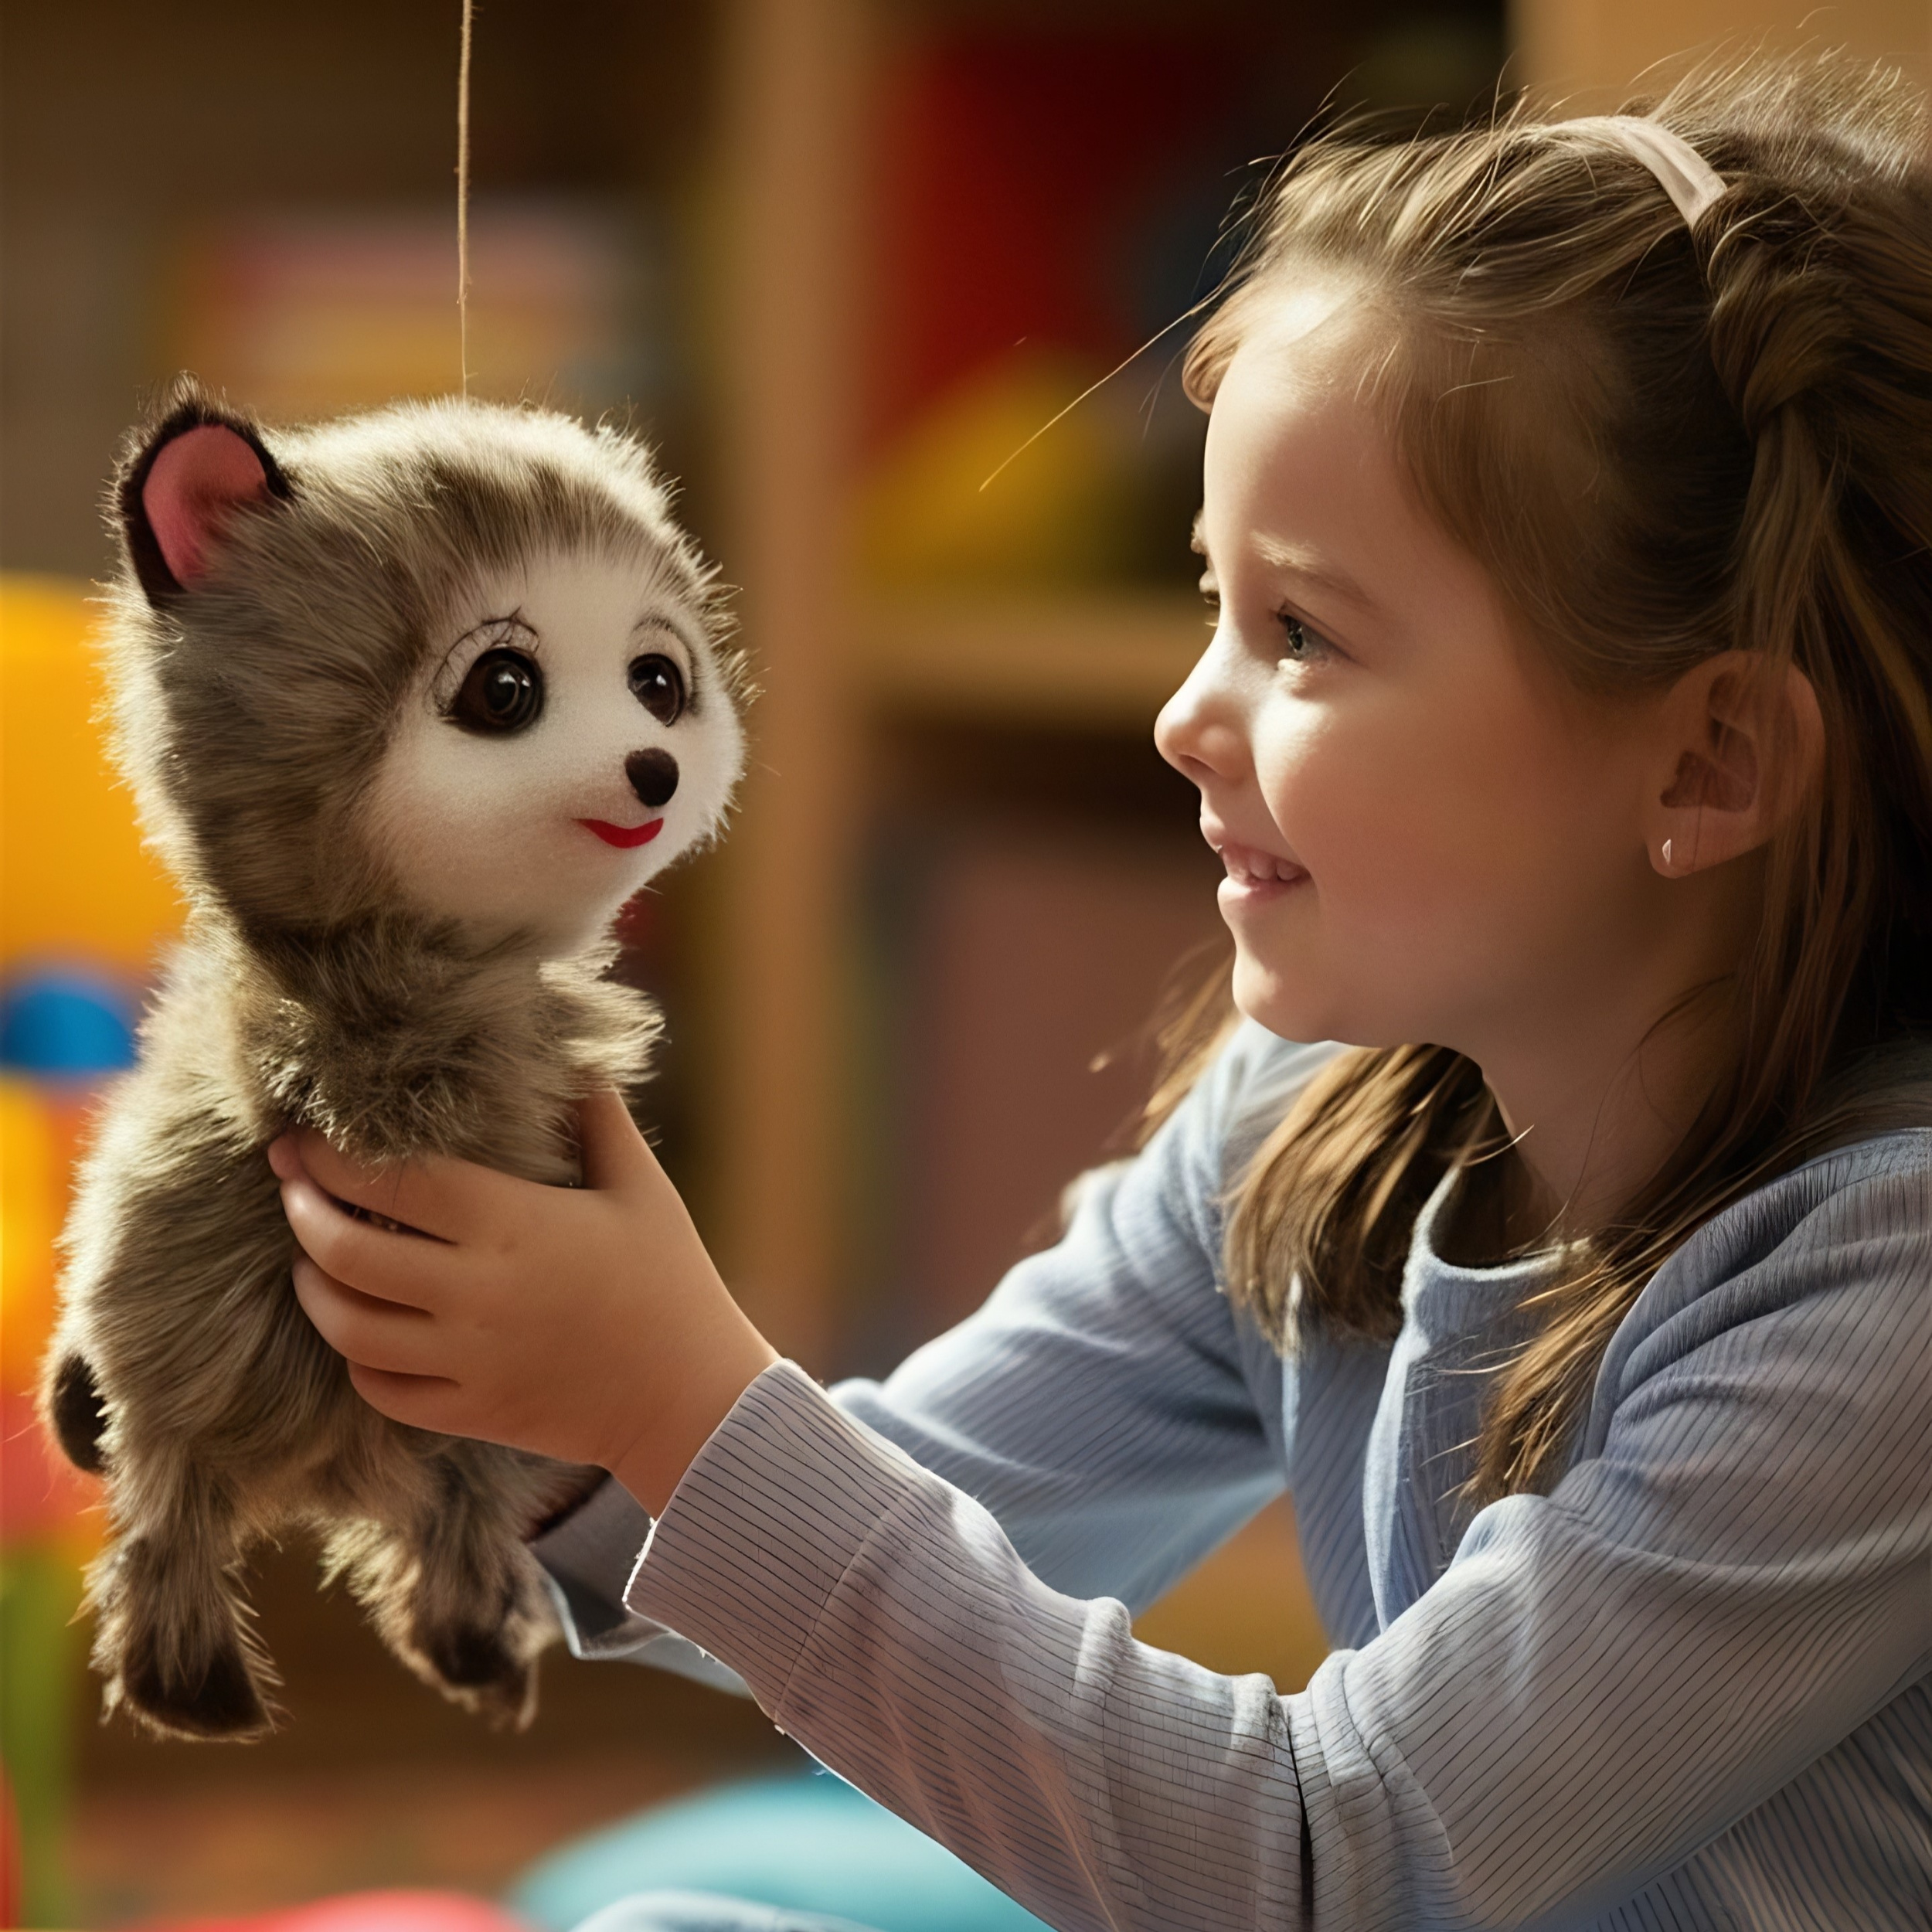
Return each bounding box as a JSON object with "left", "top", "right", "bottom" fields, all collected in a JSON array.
[{"left": 42, "top": 381, "right": 746, "bottom": 1740}]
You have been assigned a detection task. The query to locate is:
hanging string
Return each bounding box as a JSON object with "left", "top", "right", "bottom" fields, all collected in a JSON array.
[
  {"left": 456, "top": 0, "right": 474, "bottom": 394},
  {"left": 976, "top": 296, "right": 1216, "bottom": 495}
]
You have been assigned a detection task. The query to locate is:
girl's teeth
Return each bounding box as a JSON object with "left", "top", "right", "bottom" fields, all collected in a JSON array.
[{"left": 1225, "top": 847, "right": 1301, "bottom": 883}]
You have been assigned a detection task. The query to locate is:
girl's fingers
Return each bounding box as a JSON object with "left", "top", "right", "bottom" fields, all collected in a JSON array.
[
  {"left": 291, "top": 1253, "right": 441, "bottom": 1376},
  {"left": 345, "top": 1362, "right": 469, "bottom": 1434},
  {"left": 280, "top": 1174, "right": 452, "bottom": 1311},
  {"left": 271, "top": 1128, "right": 485, "bottom": 1245},
  {"left": 577, "top": 1089, "right": 656, "bottom": 1194}
]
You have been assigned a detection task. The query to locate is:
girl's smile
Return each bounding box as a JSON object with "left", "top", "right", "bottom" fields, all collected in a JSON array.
[{"left": 1201, "top": 818, "right": 1311, "bottom": 903}]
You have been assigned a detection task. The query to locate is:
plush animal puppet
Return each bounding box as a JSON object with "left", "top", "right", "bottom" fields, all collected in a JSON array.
[{"left": 40, "top": 378, "right": 747, "bottom": 1741}]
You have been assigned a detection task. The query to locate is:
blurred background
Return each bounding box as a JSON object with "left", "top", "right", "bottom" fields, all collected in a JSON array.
[{"left": 2, "top": 0, "right": 1927, "bottom": 1926}]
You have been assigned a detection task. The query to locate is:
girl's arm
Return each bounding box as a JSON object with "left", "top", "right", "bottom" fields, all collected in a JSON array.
[
  {"left": 538, "top": 1026, "right": 1337, "bottom": 1660},
  {"left": 619, "top": 1147, "right": 1932, "bottom": 1932},
  {"left": 276, "top": 1046, "right": 1930, "bottom": 1926}
]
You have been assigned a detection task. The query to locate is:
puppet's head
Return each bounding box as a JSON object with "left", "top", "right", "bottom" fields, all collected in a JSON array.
[{"left": 108, "top": 378, "right": 747, "bottom": 954}]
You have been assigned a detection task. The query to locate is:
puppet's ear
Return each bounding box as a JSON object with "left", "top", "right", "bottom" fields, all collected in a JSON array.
[{"left": 117, "top": 386, "right": 291, "bottom": 602}]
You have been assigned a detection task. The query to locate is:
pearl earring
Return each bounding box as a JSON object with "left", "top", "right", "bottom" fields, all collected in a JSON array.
[{"left": 1662, "top": 838, "right": 1675, "bottom": 872}]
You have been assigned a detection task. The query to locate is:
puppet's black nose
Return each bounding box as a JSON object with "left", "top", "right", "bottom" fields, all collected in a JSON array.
[{"left": 626, "top": 748, "right": 679, "bottom": 809}]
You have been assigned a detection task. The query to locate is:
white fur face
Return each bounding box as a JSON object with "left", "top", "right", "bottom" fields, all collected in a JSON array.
[{"left": 364, "top": 546, "right": 743, "bottom": 953}]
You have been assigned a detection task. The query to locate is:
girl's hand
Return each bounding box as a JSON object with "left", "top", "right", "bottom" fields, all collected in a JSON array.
[{"left": 269, "top": 1090, "right": 778, "bottom": 1515}]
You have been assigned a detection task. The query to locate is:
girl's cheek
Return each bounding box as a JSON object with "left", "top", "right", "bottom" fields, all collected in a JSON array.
[
  {"left": 1254, "top": 719, "right": 1393, "bottom": 879},
  {"left": 1250, "top": 706, "right": 1335, "bottom": 835},
  {"left": 1257, "top": 715, "right": 1510, "bottom": 943}
]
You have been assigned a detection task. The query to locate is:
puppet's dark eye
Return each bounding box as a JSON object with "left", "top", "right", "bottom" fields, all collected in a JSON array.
[
  {"left": 449, "top": 649, "right": 544, "bottom": 734},
  {"left": 628, "top": 652, "right": 685, "bottom": 726}
]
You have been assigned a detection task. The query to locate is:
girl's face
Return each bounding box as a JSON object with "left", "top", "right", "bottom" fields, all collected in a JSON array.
[{"left": 1157, "top": 294, "right": 1665, "bottom": 1060}]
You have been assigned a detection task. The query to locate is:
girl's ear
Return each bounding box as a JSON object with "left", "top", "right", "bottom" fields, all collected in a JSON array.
[
  {"left": 117, "top": 383, "right": 291, "bottom": 603},
  {"left": 1645, "top": 651, "right": 1824, "bottom": 876}
]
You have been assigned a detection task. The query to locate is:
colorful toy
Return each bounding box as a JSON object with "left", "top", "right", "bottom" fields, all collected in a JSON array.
[
  {"left": 2, "top": 571, "right": 182, "bottom": 1926},
  {"left": 151, "top": 1889, "right": 534, "bottom": 1932}
]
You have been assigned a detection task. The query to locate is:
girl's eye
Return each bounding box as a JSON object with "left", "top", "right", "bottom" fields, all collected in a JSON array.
[
  {"left": 628, "top": 652, "right": 686, "bottom": 726},
  {"left": 1278, "top": 615, "right": 1328, "bottom": 662},
  {"left": 448, "top": 649, "right": 544, "bottom": 734}
]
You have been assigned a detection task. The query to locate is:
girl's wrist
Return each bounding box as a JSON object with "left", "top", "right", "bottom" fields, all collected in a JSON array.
[{"left": 609, "top": 1313, "right": 778, "bottom": 1517}]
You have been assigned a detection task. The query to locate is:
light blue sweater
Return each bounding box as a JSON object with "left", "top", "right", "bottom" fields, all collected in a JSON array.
[{"left": 537, "top": 1024, "right": 1932, "bottom": 1930}]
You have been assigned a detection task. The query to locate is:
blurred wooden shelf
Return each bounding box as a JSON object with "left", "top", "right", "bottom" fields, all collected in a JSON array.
[{"left": 852, "top": 593, "right": 1208, "bottom": 729}]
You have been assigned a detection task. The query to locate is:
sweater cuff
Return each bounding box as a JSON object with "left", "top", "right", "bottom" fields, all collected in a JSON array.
[
  {"left": 527, "top": 1470, "right": 749, "bottom": 1693},
  {"left": 622, "top": 1358, "right": 920, "bottom": 1711}
]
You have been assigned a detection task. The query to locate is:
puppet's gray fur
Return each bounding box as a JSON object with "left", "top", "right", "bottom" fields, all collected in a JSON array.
[{"left": 41, "top": 378, "right": 746, "bottom": 1740}]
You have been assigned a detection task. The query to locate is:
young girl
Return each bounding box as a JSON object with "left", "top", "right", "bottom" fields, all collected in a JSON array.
[{"left": 274, "top": 54, "right": 1932, "bottom": 1931}]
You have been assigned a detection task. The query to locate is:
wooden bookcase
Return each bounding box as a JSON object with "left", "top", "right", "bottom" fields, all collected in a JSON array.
[{"left": 701, "top": 0, "right": 1245, "bottom": 1368}]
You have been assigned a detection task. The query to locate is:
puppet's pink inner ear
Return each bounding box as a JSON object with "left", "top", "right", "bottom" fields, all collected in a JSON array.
[{"left": 142, "top": 423, "right": 273, "bottom": 587}]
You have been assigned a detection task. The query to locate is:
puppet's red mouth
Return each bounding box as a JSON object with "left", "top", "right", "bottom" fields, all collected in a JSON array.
[{"left": 578, "top": 818, "right": 665, "bottom": 849}]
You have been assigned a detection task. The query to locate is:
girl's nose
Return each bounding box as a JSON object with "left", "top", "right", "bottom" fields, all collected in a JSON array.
[{"left": 1155, "top": 642, "right": 1247, "bottom": 788}]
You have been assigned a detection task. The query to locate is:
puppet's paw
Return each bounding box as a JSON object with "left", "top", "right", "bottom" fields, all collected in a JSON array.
[
  {"left": 117, "top": 1627, "right": 274, "bottom": 1742},
  {"left": 413, "top": 1612, "right": 540, "bottom": 1730},
  {"left": 97, "top": 1539, "right": 277, "bottom": 1743}
]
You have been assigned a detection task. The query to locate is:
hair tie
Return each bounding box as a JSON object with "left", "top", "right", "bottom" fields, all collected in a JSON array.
[{"left": 1557, "top": 115, "right": 1727, "bottom": 227}]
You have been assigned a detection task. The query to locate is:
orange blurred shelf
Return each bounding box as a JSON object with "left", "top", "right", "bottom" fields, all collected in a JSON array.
[{"left": 852, "top": 593, "right": 1209, "bottom": 728}]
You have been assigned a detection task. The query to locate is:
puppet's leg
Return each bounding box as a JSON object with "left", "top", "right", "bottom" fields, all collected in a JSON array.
[
  {"left": 328, "top": 1441, "right": 563, "bottom": 1729},
  {"left": 90, "top": 1461, "right": 274, "bottom": 1741}
]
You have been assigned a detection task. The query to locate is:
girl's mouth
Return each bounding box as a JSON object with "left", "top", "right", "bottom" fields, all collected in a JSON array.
[
  {"left": 1216, "top": 840, "right": 1310, "bottom": 898},
  {"left": 578, "top": 818, "right": 665, "bottom": 850}
]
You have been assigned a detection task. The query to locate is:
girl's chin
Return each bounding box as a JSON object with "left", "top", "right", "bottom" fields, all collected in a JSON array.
[{"left": 1229, "top": 950, "right": 1346, "bottom": 1047}]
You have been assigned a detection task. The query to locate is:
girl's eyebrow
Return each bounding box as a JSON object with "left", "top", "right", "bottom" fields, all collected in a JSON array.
[
  {"left": 1190, "top": 512, "right": 1379, "bottom": 616},
  {"left": 1253, "top": 534, "right": 1380, "bottom": 616}
]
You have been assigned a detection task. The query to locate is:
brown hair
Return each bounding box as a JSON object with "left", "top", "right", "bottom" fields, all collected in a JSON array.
[{"left": 1162, "top": 53, "right": 1932, "bottom": 1500}]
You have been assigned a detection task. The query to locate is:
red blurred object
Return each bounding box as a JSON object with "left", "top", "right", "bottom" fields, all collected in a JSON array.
[
  {"left": 151, "top": 1891, "right": 534, "bottom": 1932},
  {"left": 0, "top": 1385, "right": 100, "bottom": 1541},
  {"left": 869, "top": 25, "right": 1230, "bottom": 444},
  {"left": 0, "top": 1758, "right": 20, "bottom": 1930}
]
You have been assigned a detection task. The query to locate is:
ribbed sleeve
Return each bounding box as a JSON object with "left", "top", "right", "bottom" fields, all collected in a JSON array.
[
  {"left": 628, "top": 1360, "right": 1308, "bottom": 1932},
  {"left": 536, "top": 1022, "right": 1932, "bottom": 1927},
  {"left": 626, "top": 1144, "right": 1932, "bottom": 1930}
]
